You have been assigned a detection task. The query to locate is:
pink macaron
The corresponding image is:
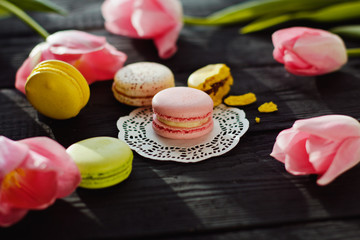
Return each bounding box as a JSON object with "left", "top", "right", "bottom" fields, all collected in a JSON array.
[{"left": 152, "top": 87, "right": 214, "bottom": 140}]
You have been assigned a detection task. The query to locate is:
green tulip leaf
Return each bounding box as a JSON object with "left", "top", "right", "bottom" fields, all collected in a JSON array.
[
  {"left": 298, "top": 1, "right": 360, "bottom": 22},
  {"left": 241, "top": 1, "right": 360, "bottom": 34},
  {"left": 0, "top": 7, "right": 10, "bottom": 18},
  {"left": 183, "top": 0, "right": 358, "bottom": 26},
  {"left": 8, "top": 0, "right": 67, "bottom": 15},
  {"left": 0, "top": 0, "right": 49, "bottom": 38},
  {"left": 240, "top": 14, "right": 293, "bottom": 34},
  {"left": 346, "top": 48, "right": 360, "bottom": 57},
  {"left": 331, "top": 25, "right": 360, "bottom": 39}
]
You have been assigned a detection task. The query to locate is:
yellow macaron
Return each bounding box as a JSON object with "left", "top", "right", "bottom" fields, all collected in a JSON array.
[
  {"left": 188, "top": 64, "right": 233, "bottom": 106},
  {"left": 25, "top": 60, "right": 90, "bottom": 119},
  {"left": 66, "top": 137, "right": 133, "bottom": 189}
]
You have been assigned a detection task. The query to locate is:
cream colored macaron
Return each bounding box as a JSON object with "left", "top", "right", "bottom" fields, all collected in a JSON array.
[
  {"left": 112, "top": 62, "right": 175, "bottom": 106},
  {"left": 25, "top": 60, "right": 90, "bottom": 119}
]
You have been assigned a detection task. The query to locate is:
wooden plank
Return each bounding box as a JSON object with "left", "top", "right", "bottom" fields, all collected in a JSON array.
[
  {"left": 165, "top": 220, "right": 360, "bottom": 240},
  {"left": 1, "top": 0, "right": 360, "bottom": 239},
  {"left": 0, "top": 89, "right": 53, "bottom": 139}
]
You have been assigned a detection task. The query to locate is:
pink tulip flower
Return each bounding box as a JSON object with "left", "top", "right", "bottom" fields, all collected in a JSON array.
[
  {"left": 271, "top": 115, "right": 360, "bottom": 185},
  {"left": 0, "top": 136, "right": 80, "bottom": 227},
  {"left": 15, "top": 30, "right": 127, "bottom": 94},
  {"left": 101, "top": 0, "right": 183, "bottom": 59},
  {"left": 272, "top": 27, "right": 348, "bottom": 76}
]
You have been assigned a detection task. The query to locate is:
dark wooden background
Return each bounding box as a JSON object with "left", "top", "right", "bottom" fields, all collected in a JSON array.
[{"left": 1, "top": 0, "right": 360, "bottom": 239}]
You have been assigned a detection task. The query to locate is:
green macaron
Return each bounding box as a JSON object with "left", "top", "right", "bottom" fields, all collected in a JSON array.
[{"left": 66, "top": 137, "right": 133, "bottom": 189}]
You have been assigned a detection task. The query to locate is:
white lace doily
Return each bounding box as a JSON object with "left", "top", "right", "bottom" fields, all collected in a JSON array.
[{"left": 117, "top": 104, "right": 249, "bottom": 163}]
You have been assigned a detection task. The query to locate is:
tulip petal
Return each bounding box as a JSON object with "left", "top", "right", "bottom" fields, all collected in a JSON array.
[
  {"left": 154, "top": 26, "right": 181, "bottom": 59},
  {"left": 74, "top": 43, "right": 127, "bottom": 83},
  {"left": 102, "top": 0, "right": 139, "bottom": 37},
  {"left": 271, "top": 128, "right": 316, "bottom": 174},
  {"left": 317, "top": 137, "right": 360, "bottom": 185},
  {"left": 272, "top": 27, "right": 308, "bottom": 48},
  {"left": 157, "top": 0, "right": 182, "bottom": 22},
  {"left": 0, "top": 167, "right": 58, "bottom": 209},
  {"left": 271, "top": 128, "right": 298, "bottom": 163},
  {"left": 273, "top": 47, "right": 285, "bottom": 64},
  {"left": 101, "top": 0, "right": 182, "bottom": 59},
  {"left": 293, "top": 33, "right": 347, "bottom": 74},
  {"left": 272, "top": 27, "right": 307, "bottom": 63},
  {"left": 19, "top": 137, "right": 81, "bottom": 198},
  {"left": 306, "top": 135, "right": 340, "bottom": 173},
  {"left": 47, "top": 30, "right": 106, "bottom": 55},
  {"left": 294, "top": 115, "right": 360, "bottom": 140},
  {"left": 132, "top": 0, "right": 174, "bottom": 37},
  {"left": 15, "top": 58, "right": 32, "bottom": 94},
  {"left": 282, "top": 49, "right": 312, "bottom": 74},
  {"left": 0, "top": 204, "right": 28, "bottom": 227},
  {"left": 154, "top": 0, "right": 182, "bottom": 58},
  {"left": 0, "top": 136, "right": 28, "bottom": 177},
  {"left": 284, "top": 138, "right": 316, "bottom": 175}
]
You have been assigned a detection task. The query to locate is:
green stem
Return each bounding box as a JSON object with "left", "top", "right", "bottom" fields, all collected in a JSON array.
[
  {"left": 0, "top": 0, "right": 49, "bottom": 39},
  {"left": 183, "top": 16, "right": 219, "bottom": 25},
  {"left": 346, "top": 48, "right": 360, "bottom": 57}
]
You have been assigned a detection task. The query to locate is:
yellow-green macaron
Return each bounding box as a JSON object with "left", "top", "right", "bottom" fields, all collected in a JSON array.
[
  {"left": 66, "top": 137, "right": 133, "bottom": 189},
  {"left": 25, "top": 60, "right": 90, "bottom": 119}
]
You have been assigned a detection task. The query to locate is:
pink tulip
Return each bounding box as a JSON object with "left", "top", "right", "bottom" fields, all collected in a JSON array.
[
  {"left": 271, "top": 115, "right": 360, "bottom": 185},
  {"left": 272, "top": 27, "right": 348, "bottom": 76},
  {"left": 15, "top": 30, "right": 127, "bottom": 94},
  {"left": 101, "top": 0, "right": 183, "bottom": 59},
  {"left": 0, "top": 136, "right": 80, "bottom": 227}
]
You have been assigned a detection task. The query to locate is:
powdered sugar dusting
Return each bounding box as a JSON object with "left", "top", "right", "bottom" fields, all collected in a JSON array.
[{"left": 113, "top": 62, "right": 175, "bottom": 98}]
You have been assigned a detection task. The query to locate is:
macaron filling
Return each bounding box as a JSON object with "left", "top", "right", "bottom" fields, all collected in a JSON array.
[
  {"left": 79, "top": 158, "right": 132, "bottom": 188},
  {"left": 154, "top": 112, "right": 212, "bottom": 128},
  {"left": 112, "top": 83, "right": 154, "bottom": 100},
  {"left": 153, "top": 116, "right": 214, "bottom": 135}
]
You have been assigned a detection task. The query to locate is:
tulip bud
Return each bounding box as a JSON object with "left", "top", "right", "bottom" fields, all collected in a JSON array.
[{"left": 272, "top": 27, "right": 347, "bottom": 76}]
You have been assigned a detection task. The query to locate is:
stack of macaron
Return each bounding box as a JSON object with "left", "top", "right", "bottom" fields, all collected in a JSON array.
[{"left": 111, "top": 61, "right": 234, "bottom": 140}]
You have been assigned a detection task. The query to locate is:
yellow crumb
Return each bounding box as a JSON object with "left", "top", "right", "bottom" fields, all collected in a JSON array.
[
  {"left": 224, "top": 92, "right": 257, "bottom": 106},
  {"left": 255, "top": 117, "right": 260, "bottom": 123},
  {"left": 258, "top": 101, "right": 278, "bottom": 113}
]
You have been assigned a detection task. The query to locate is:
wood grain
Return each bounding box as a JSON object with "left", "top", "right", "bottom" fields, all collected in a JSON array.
[{"left": 1, "top": 0, "right": 360, "bottom": 239}]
